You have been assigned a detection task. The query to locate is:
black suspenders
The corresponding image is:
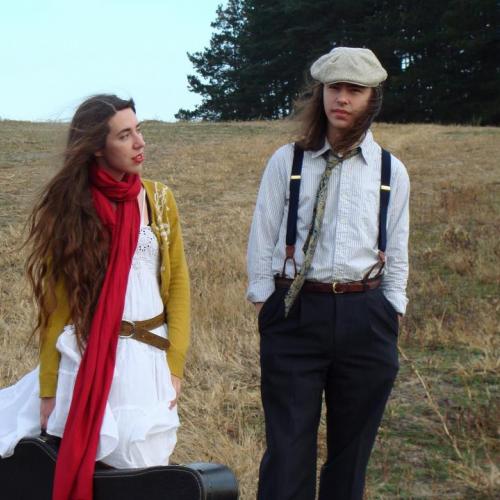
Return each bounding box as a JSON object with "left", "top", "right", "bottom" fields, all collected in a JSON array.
[
  {"left": 379, "top": 148, "right": 392, "bottom": 254},
  {"left": 282, "top": 144, "right": 392, "bottom": 276},
  {"left": 282, "top": 144, "right": 304, "bottom": 276}
]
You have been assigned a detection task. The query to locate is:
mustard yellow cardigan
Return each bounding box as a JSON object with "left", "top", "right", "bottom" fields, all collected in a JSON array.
[{"left": 39, "top": 179, "right": 191, "bottom": 398}]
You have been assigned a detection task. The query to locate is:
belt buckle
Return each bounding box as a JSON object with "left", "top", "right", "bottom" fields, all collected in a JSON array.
[
  {"left": 332, "top": 282, "right": 344, "bottom": 294},
  {"left": 120, "top": 319, "right": 136, "bottom": 338}
]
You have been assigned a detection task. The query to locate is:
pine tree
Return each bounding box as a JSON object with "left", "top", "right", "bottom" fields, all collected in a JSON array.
[{"left": 175, "top": 0, "right": 248, "bottom": 120}]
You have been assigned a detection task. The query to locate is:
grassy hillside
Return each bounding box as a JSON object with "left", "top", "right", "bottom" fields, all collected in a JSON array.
[{"left": 0, "top": 119, "right": 498, "bottom": 498}]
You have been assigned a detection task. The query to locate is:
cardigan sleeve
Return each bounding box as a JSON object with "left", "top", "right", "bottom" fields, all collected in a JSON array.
[
  {"left": 39, "top": 279, "right": 71, "bottom": 397},
  {"left": 164, "top": 190, "right": 191, "bottom": 379}
]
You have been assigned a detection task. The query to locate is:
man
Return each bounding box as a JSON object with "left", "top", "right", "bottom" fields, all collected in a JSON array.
[{"left": 247, "top": 47, "right": 410, "bottom": 499}]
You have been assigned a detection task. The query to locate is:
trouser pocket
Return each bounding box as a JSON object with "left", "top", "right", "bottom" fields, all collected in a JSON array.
[
  {"left": 379, "top": 291, "right": 399, "bottom": 322},
  {"left": 364, "top": 289, "right": 399, "bottom": 338},
  {"left": 258, "top": 288, "right": 288, "bottom": 332}
]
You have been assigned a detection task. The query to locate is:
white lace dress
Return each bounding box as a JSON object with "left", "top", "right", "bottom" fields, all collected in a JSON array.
[{"left": 0, "top": 225, "right": 179, "bottom": 468}]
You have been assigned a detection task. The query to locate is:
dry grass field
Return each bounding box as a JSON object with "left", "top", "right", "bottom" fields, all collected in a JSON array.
[{"left": 0, "top": 119, "right": 498, "bottom": 499}]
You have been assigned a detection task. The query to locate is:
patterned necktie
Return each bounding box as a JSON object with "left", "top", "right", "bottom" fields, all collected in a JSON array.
[{"left": 284, "top": 147, "right": 361, "bottom": 316}]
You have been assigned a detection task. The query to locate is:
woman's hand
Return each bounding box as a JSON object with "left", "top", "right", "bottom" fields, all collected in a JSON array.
[
  {"left": 169, "top": 375, "right": 182, "bottom": 409},
  {"left": 40, "top": 397, "right": 56, "bottom": 430}
]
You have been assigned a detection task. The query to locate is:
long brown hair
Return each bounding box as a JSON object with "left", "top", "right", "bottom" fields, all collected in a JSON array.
[
  {"left": 294, "top": 81, "right": 383, "bottom": 153},
  {"left": 26, "top": 94, "right": 136, "bottom": 347}
]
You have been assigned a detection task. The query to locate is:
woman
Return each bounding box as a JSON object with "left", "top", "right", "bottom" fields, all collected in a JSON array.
[{"left": 0, "top": 94, "right": 190, "bottom": 499}]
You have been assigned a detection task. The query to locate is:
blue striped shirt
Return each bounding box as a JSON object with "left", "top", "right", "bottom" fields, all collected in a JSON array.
[{"left": 246, "top": 130, "right": 410, "bottom": 314}]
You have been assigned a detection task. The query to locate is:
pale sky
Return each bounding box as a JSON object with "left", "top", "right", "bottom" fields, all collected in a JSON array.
[{"left": 0, "top": 0, "right": 224, "bottom": 122}]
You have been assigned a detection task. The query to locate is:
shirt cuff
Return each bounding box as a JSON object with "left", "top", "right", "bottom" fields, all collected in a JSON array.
[
  {"left": 247, "top": 279, "right": 276, "bottom": 304},
  {"left": 381, "top": 289, "right": 408, "bottom": 315}
]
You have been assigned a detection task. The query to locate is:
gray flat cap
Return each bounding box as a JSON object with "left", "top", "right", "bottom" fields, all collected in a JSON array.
[{"left": 310, "top": 47, "right": 387, "bottom": 87}]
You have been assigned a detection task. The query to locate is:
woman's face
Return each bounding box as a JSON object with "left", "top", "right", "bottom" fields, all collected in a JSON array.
[{"left": 95, "top": 108, "right": 145, "bottom": 181}]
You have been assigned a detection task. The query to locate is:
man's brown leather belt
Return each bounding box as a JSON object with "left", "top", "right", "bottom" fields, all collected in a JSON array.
[
  {"left": 274, "top": 276, "right": 382, "bottom": 294},
  {"left": 119, "top": 313, "right": 170, "bottom": 351}
]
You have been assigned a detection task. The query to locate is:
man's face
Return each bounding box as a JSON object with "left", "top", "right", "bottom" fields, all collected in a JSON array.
[{"left": 323, "top": 83, "right": 373, "bottom": 132}]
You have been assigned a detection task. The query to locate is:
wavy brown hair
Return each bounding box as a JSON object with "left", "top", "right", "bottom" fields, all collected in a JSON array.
[
  {"left": 294, "top": 81, "right": 383, "bottom": 153},
  {"left": 25, "top": 94, "right": 136, "bottom": 348}
]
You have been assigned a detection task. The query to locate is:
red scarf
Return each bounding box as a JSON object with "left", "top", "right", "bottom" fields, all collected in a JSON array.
[{"left": 52, "top": 164, "right": 141, "bottom": 500}]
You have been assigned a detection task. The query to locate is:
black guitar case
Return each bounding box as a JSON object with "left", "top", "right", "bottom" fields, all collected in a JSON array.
[{"left": 0, "top": 435, "right": 238, "bottom": 499}]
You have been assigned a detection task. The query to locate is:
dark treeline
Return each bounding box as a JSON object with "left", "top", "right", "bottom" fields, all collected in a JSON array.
[{"left": 176, "top": 0, "right": 499, "bottom": 125}]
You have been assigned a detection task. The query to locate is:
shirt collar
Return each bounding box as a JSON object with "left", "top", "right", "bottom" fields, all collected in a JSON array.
[
  {"left": 310, "top": 130, "right": 376, "bottom": 164},
  {"left": 310, "top": 140, "right": 331, "bottom": 159},
  {"left": 358, "top": 130, "right": 375, "bottom": 164}
]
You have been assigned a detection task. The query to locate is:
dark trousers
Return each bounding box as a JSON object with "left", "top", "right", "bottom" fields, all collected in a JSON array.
[{"left": 257, "top": 287, "right": 399, "bottom": 500}]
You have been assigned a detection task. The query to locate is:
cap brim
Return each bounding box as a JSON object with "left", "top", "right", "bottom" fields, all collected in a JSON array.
[{"left": 324, "top": 79, "right": 374, "bottom": 87}]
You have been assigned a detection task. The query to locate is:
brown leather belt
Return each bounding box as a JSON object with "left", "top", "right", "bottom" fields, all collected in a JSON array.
[
  {"left": 119, "top": 313, "right": 170, "bottom": 351},
  {"left": 274, "top": 276, "right": 382, "bottom": 294}
]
